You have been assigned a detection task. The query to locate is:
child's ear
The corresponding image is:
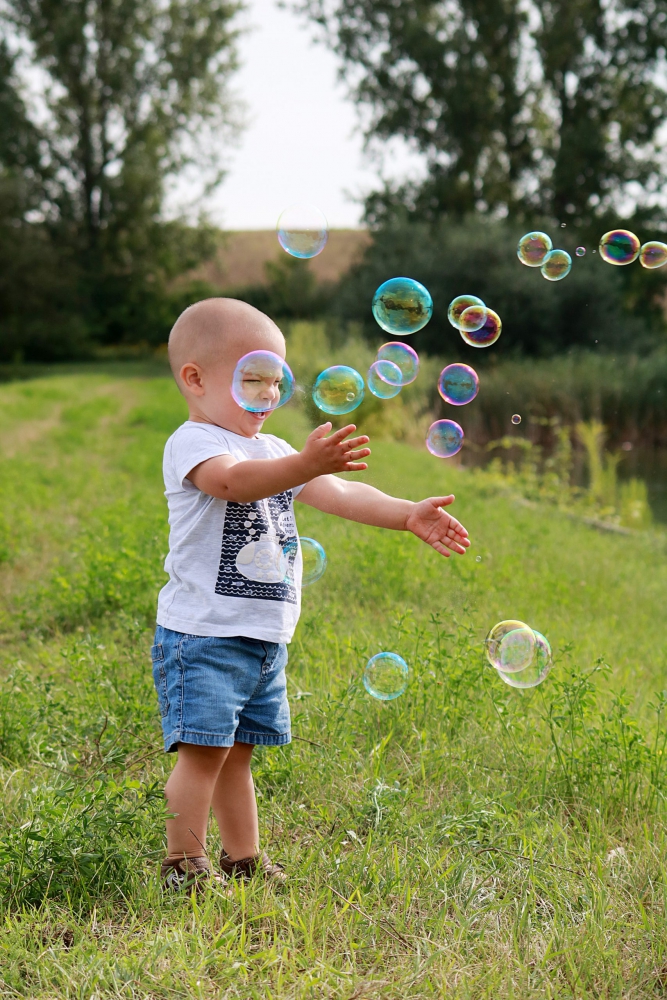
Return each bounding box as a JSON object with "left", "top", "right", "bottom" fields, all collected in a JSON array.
[{"left": 180, "top": 363, "right": 204, "bottom": 394}]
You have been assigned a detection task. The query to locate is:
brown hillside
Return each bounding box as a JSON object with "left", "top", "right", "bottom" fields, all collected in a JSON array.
[{"left": 191, "top": 229, "right": 372, "bottom": 288}]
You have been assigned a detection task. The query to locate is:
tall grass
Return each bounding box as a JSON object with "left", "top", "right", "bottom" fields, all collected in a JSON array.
[{"left": 1, "top": 368, "right": 667, "bottom": 997}]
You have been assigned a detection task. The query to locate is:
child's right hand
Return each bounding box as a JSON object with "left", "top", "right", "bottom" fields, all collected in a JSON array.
[{"left": 300, "top": 423, "right": 371, "bottom": 477}]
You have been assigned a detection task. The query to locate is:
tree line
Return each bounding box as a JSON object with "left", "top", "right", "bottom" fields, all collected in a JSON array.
[{"left": 1, "top": 0, "right": 666, "bottom": 360}]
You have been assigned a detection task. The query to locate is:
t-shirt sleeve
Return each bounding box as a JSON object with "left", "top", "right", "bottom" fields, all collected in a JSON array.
[
  {"left": 287, "top": 443, "right": 306, "bottom": 497},
  {"left": 168, "top": 425, "right": 232, "bottom": 489}
]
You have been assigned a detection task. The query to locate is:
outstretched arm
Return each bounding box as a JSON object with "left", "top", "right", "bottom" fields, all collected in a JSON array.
[
  {"left": 188, "top": 423, "right": 370, "bottom": 503},
  {"left": 297, "top": 475, "right": 470, "bottom": 557}
]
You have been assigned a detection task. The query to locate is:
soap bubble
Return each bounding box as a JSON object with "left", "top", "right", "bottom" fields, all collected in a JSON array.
[
  {"left": 277, "top": 204, "right": 328, "bottom": 259},
  {"left": 486, "top": 620, "right": 535, "bottom": 674},
  {"left": 541, "top": 249, "right": 572, "bottom": 281},
  {"left": 426, "top": 419, "right": 464, "bottom": 458},
  {"left": 299, "top": 537, "right": 327, "bottom": 586},
  {"left": 438, "top": 363, "right": 479, "bottom": 406},
  {"left": 232, "top": 351, "right": 295, "bottom": 413},
  {"left": 599, "top": 229, "right": 640, "bottom": 265},
  {"left": 372, "top": 277, "right": 433, "bottom": 335},
  {"left": 283, "top": 536, "right": 327, "bottom": 587},
  {"left": 517, "top": 232, "right": 552, "bottom": 267},
  {"left": 312, "top": 366, "right": 364, "bottom": 415},
  {"left": 447, "top": 294, "right": 485, "bottom": 329},
  {"left": 458, "top": 304, "right": 488, "bottom": 333},
  {"left": 376, "top": 342, "right": 419, "bottom": 385},
  {"left": 496, "top": 630, "right": 552, "bottom": 689},
  {"left": 460, "top": 308, "right": 502, "bottom": 348},
  {"left": 560, "top": 223, "right": 566, "bottom": 228},
  {"left": 639, "top": 241, "right": 667, "bottom": 269},
  {"left": 367, "top": 360, "right": 402, "bottom": 399},
  {"left": 363, "top": 652, "right": 409, "bottom": 701},
  {"left": 511, "top": 414, "right": 521, "bottom": 425},
  {"left": 575, "top": 247, "right": 586, "bottom": 257}
]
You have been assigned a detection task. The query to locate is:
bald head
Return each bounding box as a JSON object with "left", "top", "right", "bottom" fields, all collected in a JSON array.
[{"left": 168, "top": 298, "right": 285, "bottom": 388}]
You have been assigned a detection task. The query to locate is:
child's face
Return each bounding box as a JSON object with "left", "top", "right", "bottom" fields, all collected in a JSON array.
[{"left": 180, "top": 329, "right": 287, "bottom": 437}]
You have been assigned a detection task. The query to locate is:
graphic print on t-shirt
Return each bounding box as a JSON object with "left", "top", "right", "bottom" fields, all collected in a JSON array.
[{"left": 215, "top": 492, "right": 298, "bottom": 604}]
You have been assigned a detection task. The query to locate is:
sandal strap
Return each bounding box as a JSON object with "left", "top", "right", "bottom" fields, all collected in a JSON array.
[{"left": 219, "top": 850, "right": 286, "bottom": 881}]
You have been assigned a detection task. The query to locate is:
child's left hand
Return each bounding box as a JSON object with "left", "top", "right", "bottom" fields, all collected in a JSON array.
[{"left": 405, "top": 495, "right": 470, "bottom": 557}]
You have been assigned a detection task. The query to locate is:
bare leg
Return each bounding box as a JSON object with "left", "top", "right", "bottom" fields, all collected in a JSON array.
[
  {"left": 210, "top": 741, "right": 259, "bottom": 860},
  {"left": 164, "top": 743, "right": 229, "bottom": 857}
]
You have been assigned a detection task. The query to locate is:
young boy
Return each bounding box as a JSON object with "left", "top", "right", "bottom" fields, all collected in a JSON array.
[{"left": 155, "top": 297, "right": 470, "bottom": 890}]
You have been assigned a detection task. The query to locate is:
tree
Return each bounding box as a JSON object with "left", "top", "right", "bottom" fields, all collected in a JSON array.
[
  {"left": 301, "top": 0, "right": 667, "bottom": 226},
  {"left": 0, "top": 0, "right": 242, "bottom": 356}
]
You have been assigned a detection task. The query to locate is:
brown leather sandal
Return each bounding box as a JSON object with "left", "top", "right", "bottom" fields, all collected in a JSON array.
[
  {"left": 219, "top": 850, "right": 287, "bottom": 883},
  {"left": 161, "top": 855, "right": 228, "bottom": 893}
]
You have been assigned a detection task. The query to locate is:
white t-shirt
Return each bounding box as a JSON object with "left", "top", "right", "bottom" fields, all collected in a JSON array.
[{"left": 157, "top": 421, "right": 305, "bottom": 642}]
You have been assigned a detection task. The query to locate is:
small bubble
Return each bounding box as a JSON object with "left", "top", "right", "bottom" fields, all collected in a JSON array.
[
  {"left": 575, "top": 246, "right": 586, "bottom": 257},
  {"left": 592, "top": 249, "right": 597, "bottom": 253},
  {"left": 346, "top": 392, "right": 355, "bottom": 401},
  {"left": 475, "top": 555, "right": 482, "bottom": 562},
  {"left": 511, "top": 414, "right": 521, "bottom": 425},
  {"left": 561, "top": 223, "right": 566, "bottom": 228}
]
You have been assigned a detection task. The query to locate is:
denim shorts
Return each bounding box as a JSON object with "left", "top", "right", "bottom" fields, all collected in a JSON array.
[{"left": 151, "top": 626, "right": 291, "bottom": 753}]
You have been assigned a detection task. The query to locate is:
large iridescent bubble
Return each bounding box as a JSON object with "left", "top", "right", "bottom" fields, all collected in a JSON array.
[
  {"left": 496, "top": 630, "right": 552, "bottom": 689},
  {"left": 376, "top": 342, "right": 419, "bottom": 385},
  {"left": 438, "top": 363, "right": 479, "bottom": 406},
  {"left": 448, "top": 294, "right": 484, "bottom": 329},
  {"left": 486, "top": 620, "right": 535, "bottom": 674},
  {"left": 541, "top": 249, "right": 572, "bottom": 281},
  {"left": 363, "top": 652, "right": 409, "bottom": 701},
  {"left": 277, "top": 204, "right": 328, "bottom": 259},
  {"left": 459, "top": 309, "right": 502, "bottom": 348},
  {"left": 231, "top": 350, "right": 295, "bottom": 413},
  {"left": 599, "top": 230, "right": 640, "bottom": 265},
  {"left": 639, "top": 241, "right": 667, "bottom": 269},
  {"left": 367, "top": 360, "right": 402, "bottom": 399},
  {"left": 372, "top": 277, "right": 433, "bottom": 335},
  {"left": 426, "top": 419, "right": 464, "bottom": 458},
  {"left": 517, "top": 232, "right": 552, "bottom": 267},
  {"left": 312, "top": 366, "right": 364, "bottom": 415}
]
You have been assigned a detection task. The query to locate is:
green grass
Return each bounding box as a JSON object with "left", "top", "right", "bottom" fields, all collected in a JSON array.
[{"left": 1, "top": 368, "right": 667, "bottom": 998}]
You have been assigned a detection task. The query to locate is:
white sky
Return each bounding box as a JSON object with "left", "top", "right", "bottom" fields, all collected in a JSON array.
[{"left": 202, "top": 0, "right": 422, "bottom": 230}]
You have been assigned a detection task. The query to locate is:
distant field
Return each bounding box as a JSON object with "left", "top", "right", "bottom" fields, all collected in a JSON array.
[
  {"left": 190, "top": 228, "right": 372, "bottom": 288},
  {"left": 1, "top": 368, "right": 667, "bottom": 998}
]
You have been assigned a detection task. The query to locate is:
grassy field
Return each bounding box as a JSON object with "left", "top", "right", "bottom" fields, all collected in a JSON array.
[{"left": 2, "top": 368, "right": 667, "bottom": 998}]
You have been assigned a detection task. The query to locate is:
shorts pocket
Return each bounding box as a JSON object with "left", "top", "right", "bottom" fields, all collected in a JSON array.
[{"left": 151, "top": 643, "right": 169, "bottom": 718}]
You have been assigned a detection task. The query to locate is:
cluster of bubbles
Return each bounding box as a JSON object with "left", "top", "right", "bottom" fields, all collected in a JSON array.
[
  {"left": 363, "top": 652, "right": 409, "bottom": 701},
  {"left": 367, "top": 341, "right": 420, "bottom": 399},
  {"left": 517, "top": 228, "right": 667, "bottom": 275},
  {"left": 485, "top": 620, "right": 552, "bottom": 689},
  {"left": 599, "top": 230, "right": 667, "bottom": 269},
  {"left": 517, "top": 232, "right": 572, "bottom": 282},
  {"left": 447, "top": 294, "right": 502, "bottom": 348}
]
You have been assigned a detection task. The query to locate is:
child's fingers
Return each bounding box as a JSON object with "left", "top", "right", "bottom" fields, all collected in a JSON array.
[
  {"left": 430, "top": 540, "right": 452, "bottom": 557},
  {"left": 345, "top": 447, "right": 371, "bottom": 460},
  {"left": 329, "top": 424, "right": 358, "bottom": 443},
  {"left": 342, "top": 434, "right": 370, "bottom": 449},
  {"left": 310, "top": 422, "right": 333, "bottom": 439},
  {"left": 432, "top": 494, "right": 455, "bottom": 508},
  {"left": 344, "top": 461, "right": 368, "bottom": 471}
]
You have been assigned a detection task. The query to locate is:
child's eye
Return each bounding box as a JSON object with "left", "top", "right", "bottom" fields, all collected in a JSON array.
[{"left": 243, "top": 377, "right": 262, "bottom": 383}]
